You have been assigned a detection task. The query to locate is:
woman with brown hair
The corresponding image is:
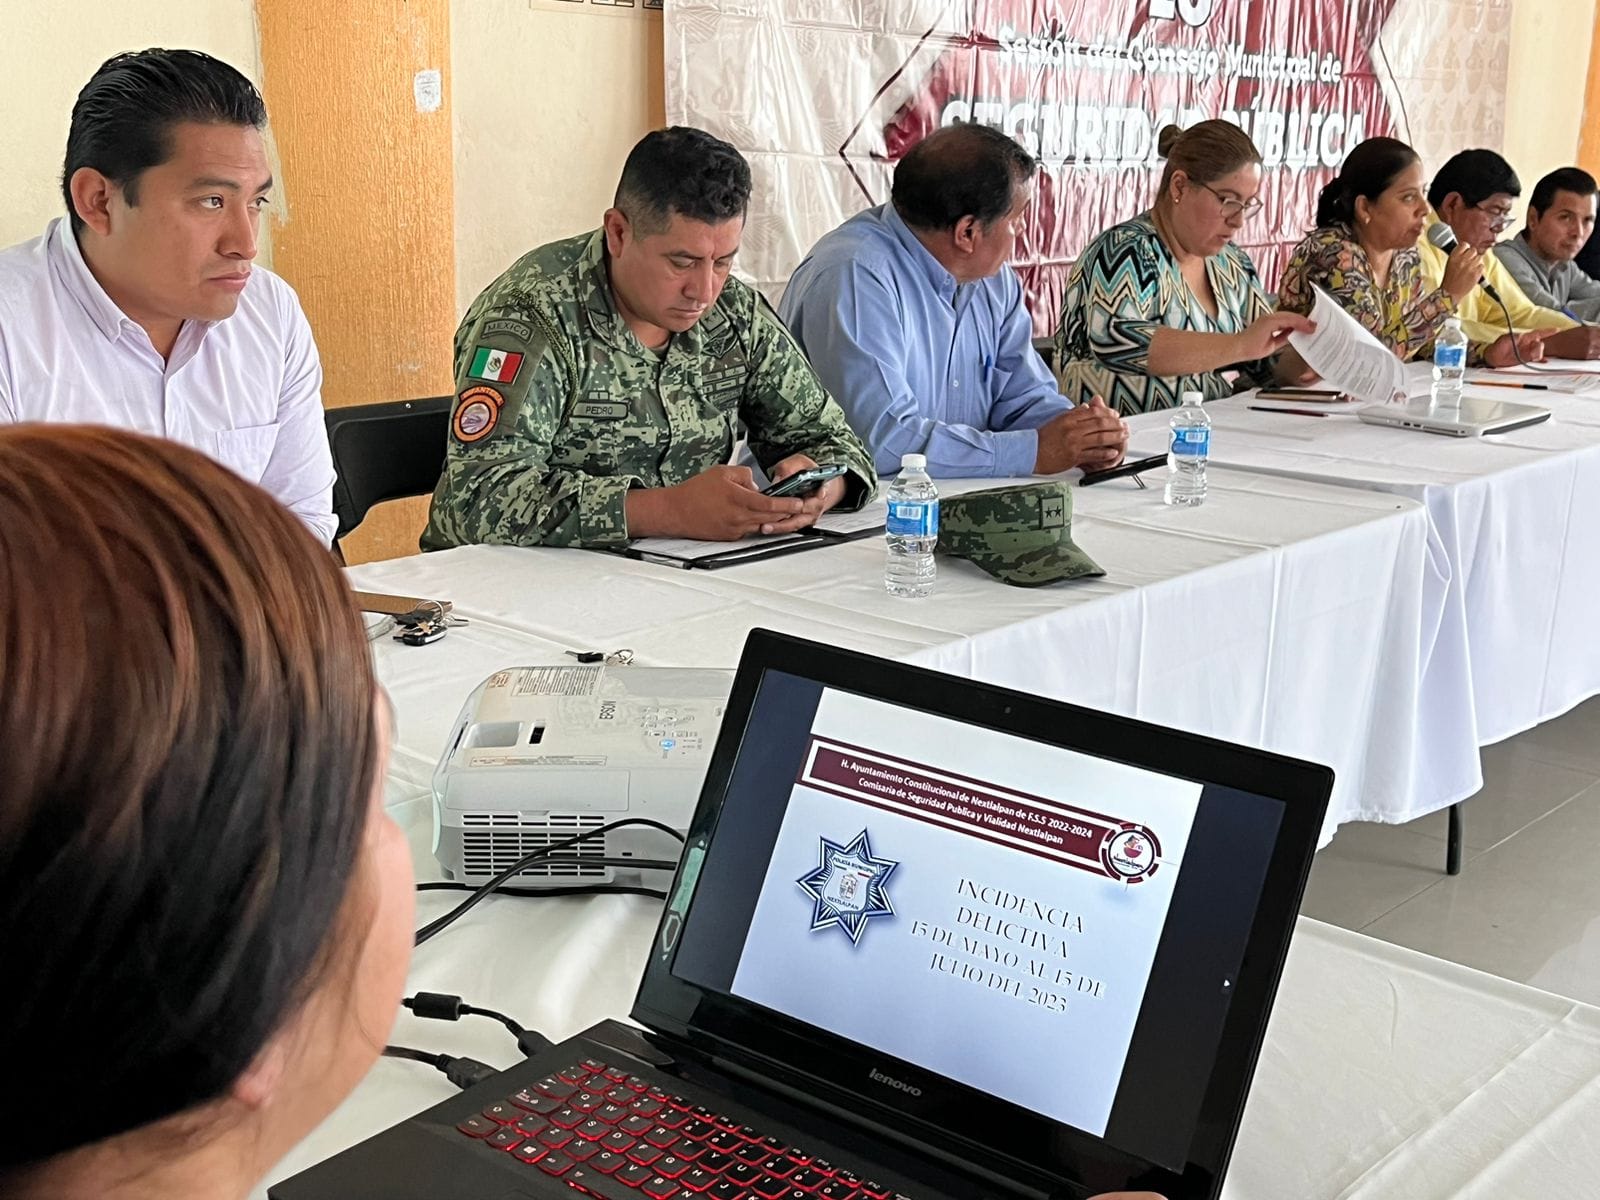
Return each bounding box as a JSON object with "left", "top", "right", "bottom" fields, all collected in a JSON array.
[
  {"left": 1054, "top": 120, "right": 1313, "bottom": 415},
  {"left": 0, "top": 424, "right": 1171, "bottom": 1200},
  {"left": 0, "top": 425, "right": 414, "bottom": 1199}
]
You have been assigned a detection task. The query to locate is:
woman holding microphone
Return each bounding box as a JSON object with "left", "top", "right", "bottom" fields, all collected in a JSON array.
[{"left": 1277, "top": 136, "right": 1548, "bottom": 366}]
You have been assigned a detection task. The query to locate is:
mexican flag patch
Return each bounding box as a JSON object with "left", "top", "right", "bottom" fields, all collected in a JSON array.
[{"left": 469, "top": 345, "right": 524, "bottom": 384}]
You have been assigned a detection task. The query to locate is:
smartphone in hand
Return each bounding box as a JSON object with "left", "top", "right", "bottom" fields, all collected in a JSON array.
[{"left": 762, "top": 463, "right": 848, "bottom": 498}]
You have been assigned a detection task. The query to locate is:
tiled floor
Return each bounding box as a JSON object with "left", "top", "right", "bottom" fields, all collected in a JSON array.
[{"left": 1301, "top": 696, "right": 1600, "bottom": 1005}]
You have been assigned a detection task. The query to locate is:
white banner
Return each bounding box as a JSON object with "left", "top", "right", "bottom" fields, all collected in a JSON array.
[{"left": 666, "top": 0, "right": 1513, "bottom": 333}]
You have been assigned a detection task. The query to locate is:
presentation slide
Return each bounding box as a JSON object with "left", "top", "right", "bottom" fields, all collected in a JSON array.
[{"left": 729, "top": 688, "right": 1200, "bottom": 1136}]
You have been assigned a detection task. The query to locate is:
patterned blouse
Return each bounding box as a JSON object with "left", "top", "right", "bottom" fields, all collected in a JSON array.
[
  {"left": 1053, "top": 213, "right": 1274, "bottom": 416},
  {"left": 1277, "top": 225, "right": 1470, "bottom": 362}
]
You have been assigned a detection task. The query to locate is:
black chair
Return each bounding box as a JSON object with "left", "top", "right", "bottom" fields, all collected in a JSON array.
[{"left": 325, "top": 395, "right": 454, "bottom": 544}]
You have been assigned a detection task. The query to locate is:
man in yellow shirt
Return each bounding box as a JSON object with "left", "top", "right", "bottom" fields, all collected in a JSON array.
[{"left": 1418, "top": 149, "right": 1600, "bottom": 359}]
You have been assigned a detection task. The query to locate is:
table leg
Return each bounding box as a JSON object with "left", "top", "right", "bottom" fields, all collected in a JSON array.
[{"left": 1446, "top": 804, "right": 1463, "bottom": 876}]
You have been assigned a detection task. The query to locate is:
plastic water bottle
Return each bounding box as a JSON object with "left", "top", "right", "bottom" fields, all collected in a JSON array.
[
  {"left": 1431, "top": 315, "right": 1468, "bottom": 409},
  {"left": 884, "top": 453, "right": 938, "bottom": 597},
  {"left": 1164, "top": 390, "right": 1210, "bottom": 507}
]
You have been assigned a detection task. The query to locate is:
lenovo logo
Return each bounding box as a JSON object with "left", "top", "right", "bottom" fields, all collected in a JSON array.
[{"left": 868, "top": 1068, "right": 922, "bottom": 1097}]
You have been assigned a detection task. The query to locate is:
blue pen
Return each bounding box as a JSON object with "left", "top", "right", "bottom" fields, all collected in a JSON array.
[{"left": 1563, "top": 307, "right": 1586, "bottom": 324}]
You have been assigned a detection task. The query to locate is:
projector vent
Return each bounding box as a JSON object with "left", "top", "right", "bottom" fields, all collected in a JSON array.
[{"left": 460, "top": 811, "right": 607, "bottom": 878}]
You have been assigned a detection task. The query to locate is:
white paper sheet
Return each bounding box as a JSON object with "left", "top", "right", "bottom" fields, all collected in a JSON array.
[
  {"left": 1469, "top": 370, "right": 1600, "bottom": 396},
  {"left": 1288, "top": 287, "right": 1407, "bottom": 406},
  {"left": 814, "top": 500, "right": 887, "bottom": 535}
]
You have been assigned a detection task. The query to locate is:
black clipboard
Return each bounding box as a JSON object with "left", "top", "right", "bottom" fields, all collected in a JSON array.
[{"left": 614, "top": 522, "right": 882, "bottom": 570}]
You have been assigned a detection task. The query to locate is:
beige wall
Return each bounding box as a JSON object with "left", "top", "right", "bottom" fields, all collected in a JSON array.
[
  {"left": 450, "top": 0, "right": 664, "bottom": 316},
  {"left": 0, "top": 1, "right": 262, "bottom": 249},
  {"left": 1504, "top": 0, "right": 1598, "bottom": 221}
]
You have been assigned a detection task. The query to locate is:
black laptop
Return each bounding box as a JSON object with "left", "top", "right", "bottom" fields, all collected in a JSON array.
[{"left": 272, "top": 628, "right": 1331, "bottom": 1200}]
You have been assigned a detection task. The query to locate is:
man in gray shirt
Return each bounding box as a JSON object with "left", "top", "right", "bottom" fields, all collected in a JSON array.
[{"left": 1495, "top": 167, "right": 1600, "bottom": 321}]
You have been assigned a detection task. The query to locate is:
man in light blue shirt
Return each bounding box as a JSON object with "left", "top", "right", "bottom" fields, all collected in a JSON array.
[{"left": 780, "top": 125, "right": 1128, "bottom": 477}]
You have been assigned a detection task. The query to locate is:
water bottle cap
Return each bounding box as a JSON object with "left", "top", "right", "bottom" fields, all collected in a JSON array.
[
  {"left": 1443, "top": 315, "right": 1462, "bottom": 330},
  {"left": 900, "top": 453, "right": 927, "bottom": 470},
  {"left": 1181, "top": 390, "right": 1203, "bottom": 405}
]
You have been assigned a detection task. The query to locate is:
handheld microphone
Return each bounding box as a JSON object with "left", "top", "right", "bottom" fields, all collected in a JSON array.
[
  {"left": 1427, "top": 222, "right": 1503, "bottom": 303},
  {"left": 1428, "top": 222, "right": 1556, "bottom": 370}
]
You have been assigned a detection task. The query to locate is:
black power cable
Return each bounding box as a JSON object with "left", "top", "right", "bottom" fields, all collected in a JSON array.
[
  {"left": 418, "top": 881, "right": 669, "bottom": 901},
  {"left": 416, "top": 856, "right": 677, "bottom": 905},
  {"left": 414, "top": 816, "right": 686, "bottom": 946},
  {"left": 1489, "top": 284, "right": 1531, "bottom": 369},
  {"left": 1486, "top": 286, "right": 1573, "bottom": 374},
  {"left": 405, "top": 991, "right": 555, "bottom": 1058},
  {"left": 382, "top": 1043, "right": 499, "bottom": 1090}
]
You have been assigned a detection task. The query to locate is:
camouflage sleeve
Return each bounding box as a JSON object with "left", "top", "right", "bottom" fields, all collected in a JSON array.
[
  {"left": 422, "top": 302, "right": 640, "bottom": 549},
  {"left": 739, "top": 293, "right": 879, "bottom": 509}
]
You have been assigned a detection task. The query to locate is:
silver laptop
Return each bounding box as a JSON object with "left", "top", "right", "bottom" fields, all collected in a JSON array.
[{"left": 1359, "top": 394, "right": 1551, "bottom": 437}]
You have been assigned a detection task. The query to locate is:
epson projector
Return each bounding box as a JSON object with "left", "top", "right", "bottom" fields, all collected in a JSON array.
[{"left": 433, "top": 663, "right": 734, "bottom": 886}]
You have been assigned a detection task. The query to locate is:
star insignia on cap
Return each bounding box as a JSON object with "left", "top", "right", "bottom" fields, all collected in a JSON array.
[{"left": 796, "top": 828, "right": 898, "bottom": 944}]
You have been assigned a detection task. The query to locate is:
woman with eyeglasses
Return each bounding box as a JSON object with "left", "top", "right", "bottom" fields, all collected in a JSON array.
[
  {"left": 1054, "top": 120, "right": 1314, "bottom": 416},
  {"left": 1277, "top": 137, "right": 1548, "bottom": 367},
  {"left": 0, "top": 425, "right": 415, "bottom": 1199}
]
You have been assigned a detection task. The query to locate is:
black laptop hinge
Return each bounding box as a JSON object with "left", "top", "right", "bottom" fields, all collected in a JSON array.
[{"left": 696, "top": 1046, "right": 1063, "bottom": 1200}]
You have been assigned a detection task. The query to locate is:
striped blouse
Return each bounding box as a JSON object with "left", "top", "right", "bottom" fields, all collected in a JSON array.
[{"left": 1053, "top": 214, "right": 1274, "bottom": 416}]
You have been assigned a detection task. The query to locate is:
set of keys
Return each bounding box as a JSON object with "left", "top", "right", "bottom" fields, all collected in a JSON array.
[
  {"left": 393, "top": 600, "right": 467, "bottom": 647},
  {"left": 564, "top": 648, "right": 636, "bottom": 665}
]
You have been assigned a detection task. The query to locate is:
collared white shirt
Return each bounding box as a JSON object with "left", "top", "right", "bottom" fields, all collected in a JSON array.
[{"left": 0, "top": 218, "right": 336, "bottom": 544}]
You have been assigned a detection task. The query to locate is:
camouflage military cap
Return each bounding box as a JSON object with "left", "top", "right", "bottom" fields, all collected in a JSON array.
[{"left": 936, "top": 482, "right": 1103, "bottom": 587}]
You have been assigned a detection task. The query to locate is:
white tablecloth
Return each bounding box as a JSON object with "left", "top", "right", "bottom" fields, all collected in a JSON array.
[
  {"left": 253, "top": 509, "right": 1600, "bottom": 1197},
  {"left": 263, "top": 791, "right": 1600, "bottom": 1199},
  {"left": 1128, "top": 364, "right": 1600, "bottom": 747},
  {"left": 346, "top": 471, "right": 1471, "bottom": 838}
]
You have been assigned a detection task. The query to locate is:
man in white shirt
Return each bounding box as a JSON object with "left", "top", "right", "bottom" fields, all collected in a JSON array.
[{"left": 0, "top": 49, "right": 336, "bottom": 544}]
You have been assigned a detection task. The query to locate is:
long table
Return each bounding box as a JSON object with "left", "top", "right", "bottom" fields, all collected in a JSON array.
[
  {"left": 1127, "top": 363, "right": 1600, "bottom": 751},
  {"left": 354, "top": 472, "right": 1474, "bottom": 843},
  {"left": 258, "top": 528, "right": 1600, "bottom": 1195},
  {"left": 267, "top": 893, "right": 1600, "bottom": 1200}
]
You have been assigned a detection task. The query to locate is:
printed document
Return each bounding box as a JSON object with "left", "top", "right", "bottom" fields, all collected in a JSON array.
[{"left": 1288, "top": 286, "right": 1406, "bottom": 405}]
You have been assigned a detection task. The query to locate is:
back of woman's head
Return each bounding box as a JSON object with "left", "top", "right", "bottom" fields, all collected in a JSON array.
[
  {"left": 1155, "top": 119, "right": 1262, "bottom": 198},
  {"left": 1316, "top": 137, "right": 1420, "bottom": 227},
  {"left": 0, "top": 425, "right": 381, "bottom": 1170}
]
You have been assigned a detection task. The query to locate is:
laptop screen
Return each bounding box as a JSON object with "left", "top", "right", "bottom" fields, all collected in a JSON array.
[{"left": 660, "top": 662, "right": 1296, "bottom": 1178}]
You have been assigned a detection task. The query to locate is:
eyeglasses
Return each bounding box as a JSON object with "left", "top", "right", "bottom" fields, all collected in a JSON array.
[
  {"left": 1196, "top": 181, "right": 1264, "bottom": 218},
  {"left": 1473, "top": 201, "right": 1515, "bottom": 232}
]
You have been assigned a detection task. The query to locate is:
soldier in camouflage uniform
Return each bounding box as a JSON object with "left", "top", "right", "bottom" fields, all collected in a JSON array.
[{"left": 423, "top": 127, "right": 877, "bottom": 551}]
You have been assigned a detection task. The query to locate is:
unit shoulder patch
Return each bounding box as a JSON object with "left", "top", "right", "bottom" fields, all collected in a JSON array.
[{"left": 453, "top": 385, "right": 505, "bottom": 443}]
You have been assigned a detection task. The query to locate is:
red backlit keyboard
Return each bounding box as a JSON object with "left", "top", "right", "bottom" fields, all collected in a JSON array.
[{"left": 455, "top": 1057, "right": 915, "bottom": 1200}]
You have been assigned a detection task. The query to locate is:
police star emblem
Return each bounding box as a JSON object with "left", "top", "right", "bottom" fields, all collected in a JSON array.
[{"left": 796, "top": 829, "right": 898, "bottom": 945}]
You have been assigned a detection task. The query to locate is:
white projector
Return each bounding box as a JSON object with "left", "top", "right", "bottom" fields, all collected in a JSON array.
[{"left": 433, "top": 663, "right": 734, "bottom": 886}]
